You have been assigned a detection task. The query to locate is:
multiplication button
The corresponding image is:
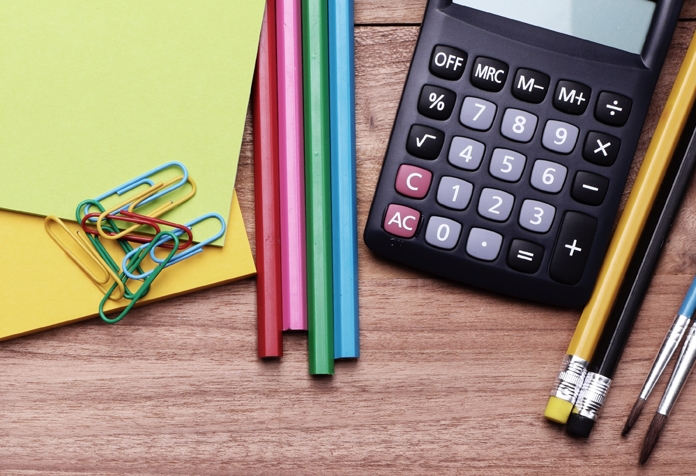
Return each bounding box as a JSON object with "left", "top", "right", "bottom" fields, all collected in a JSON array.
[
  {"left": 549, "top": 212, "right": 598, "bottom": 285},
  {"left": 507, "top": 239, "right": 544, "bottom": 274},
  {"left": 406, "top": 124, "right": 445, "bottom": 160},
  {"left": 583, "top": 132, "right": 620, "bottom": 166},
  {"left": 429, "top": 45, "right": 467, "bottom": 81},
  {"left": 418, "top": 85, "right": 456, "bottom": 121}
]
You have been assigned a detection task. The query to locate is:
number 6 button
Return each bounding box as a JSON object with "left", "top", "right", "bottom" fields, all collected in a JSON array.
[{"left": 519, "top": 199, "right": 555, "bottom": 233}]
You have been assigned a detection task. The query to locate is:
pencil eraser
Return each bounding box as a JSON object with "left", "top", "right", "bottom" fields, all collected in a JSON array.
[
  {"left": 544, "top": 396, "right": 573, "bottom": 424},
  {"left": 566, "top": 412, "right": 595, "bottom": 438}
]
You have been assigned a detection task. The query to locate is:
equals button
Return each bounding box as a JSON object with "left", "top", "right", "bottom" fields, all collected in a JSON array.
[{"left": 507, "top": 239, "right": 544, "bottom": 274}]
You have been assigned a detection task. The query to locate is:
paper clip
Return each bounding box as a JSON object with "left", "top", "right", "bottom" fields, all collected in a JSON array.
[
  {"left": 99, "top": 231, "right": 180, "bottom": 324},
  {"left": 45, "top": 216, "right": 125, "bottom": 300},
  {"left": 81, "top": 212, "right": 161, "bottom": 240},
  {"left": 126, "top": 176, "right": 197, "bottom": 220},
  {"left": 119, "top": 210, "right": 194, "bottom": 249},
  {"left": 83, "top": 161, "right": 189, "bottom": 216},
  {"left": 121, "top": 212, "right": 226, "bottom": 279}
]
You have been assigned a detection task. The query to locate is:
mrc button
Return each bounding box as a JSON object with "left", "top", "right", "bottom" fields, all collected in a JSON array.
[
  {"left": 429, "top": 45, "right": 467, "bottom": 81},
  {"left": 470, "top": 57, "right": 509, "bottom": 92},
  {"left": 553, "top": 80, "right": 591, "bottom": 115}
]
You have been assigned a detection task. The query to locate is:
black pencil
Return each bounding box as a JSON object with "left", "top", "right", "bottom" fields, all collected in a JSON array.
[{"left": 565, "top": 100, "right": 696, "bottom": 438}]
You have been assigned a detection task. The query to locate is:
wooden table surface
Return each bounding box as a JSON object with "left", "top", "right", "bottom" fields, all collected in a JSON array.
[{"left": 4, "top": 2, "right": 696, "bottom": 474}]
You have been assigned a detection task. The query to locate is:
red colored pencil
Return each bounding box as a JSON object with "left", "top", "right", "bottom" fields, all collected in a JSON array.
[{"left": 253, "top": 0, "right": 283, "bottom": 358}]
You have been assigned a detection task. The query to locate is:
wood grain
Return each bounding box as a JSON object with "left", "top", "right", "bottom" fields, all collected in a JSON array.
[{"left": 3, "top": 5, "right": 696, "bottom": 475}]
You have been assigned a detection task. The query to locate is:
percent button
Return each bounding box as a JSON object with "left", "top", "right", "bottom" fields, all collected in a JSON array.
[{"left": 418, "top": 84, "right": 456, "bottom": 121}]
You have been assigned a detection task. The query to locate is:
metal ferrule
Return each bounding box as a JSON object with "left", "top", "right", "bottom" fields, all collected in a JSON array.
[
  {"left": 639, "top": 314, "right": 691, "bottom": 400},
  {"left": 658, "top": 323, "right": 696, "bottom": 416},
  {"left": 550, "top": 354, "right": 588, "bottom": 403},
  {"left": 573, "top": 372, "right": 612, "bottom": 421}
]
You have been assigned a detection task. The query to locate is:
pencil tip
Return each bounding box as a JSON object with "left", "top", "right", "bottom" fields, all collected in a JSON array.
[
  {"left": 639, "top": 413, "right": 668, "bottom": 465},
  {"left": 622, "top": 398, "right": 646, "bottom": 436}
]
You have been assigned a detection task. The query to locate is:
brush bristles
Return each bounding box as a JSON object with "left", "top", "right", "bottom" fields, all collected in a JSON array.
[
  {"left": 640, "top": 413, "right": 668, "bottom": 465},
  {"left": 622, "top": 398, "right": 646, "bottom": 436}
]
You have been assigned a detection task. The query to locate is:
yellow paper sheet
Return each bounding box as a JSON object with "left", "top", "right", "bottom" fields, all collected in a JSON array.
[
  {"left": 0, "top": 193, "right": 255, "bottom": 340},
  {"left": 0, "top": 0, "right": 265, "bottom": 242}
]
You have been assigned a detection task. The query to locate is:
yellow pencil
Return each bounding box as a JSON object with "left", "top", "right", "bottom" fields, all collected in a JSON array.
[{"left": 545, "top": 31, "right": 696, "bottom": 424}]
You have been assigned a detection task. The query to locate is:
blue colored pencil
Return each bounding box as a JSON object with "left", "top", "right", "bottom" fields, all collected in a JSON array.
[{"left": 328, "top": 0, "right": 359, "bottom": 359}]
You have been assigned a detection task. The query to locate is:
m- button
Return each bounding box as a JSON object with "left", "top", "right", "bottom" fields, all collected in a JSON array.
[
  {"left": 512, "top": 68, "right": 550, "bottom": 104},
  {"left": 470, "top": 57, "right": 509, "bottom": 92},
  {"left": 553, "top": 80, "right": 591, "bottom": 115},
  {"left": 429, "top": 45, "right": 467, "bottom": 81}
]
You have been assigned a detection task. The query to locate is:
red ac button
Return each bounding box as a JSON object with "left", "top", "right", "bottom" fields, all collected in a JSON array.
[
  {"left": 395, "top": 164, "right": 432, "bottom": 199},
  {"left": 383, "top": 204, "right": 421, "bottom": 238}
]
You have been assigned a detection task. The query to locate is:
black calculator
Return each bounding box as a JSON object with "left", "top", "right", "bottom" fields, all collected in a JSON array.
[{"left": 364, "top": 0, "right": 682, "bottom": 307}]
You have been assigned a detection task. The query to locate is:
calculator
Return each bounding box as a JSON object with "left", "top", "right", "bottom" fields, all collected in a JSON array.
[{"left": 363, "top": 0, "right": 682, "bottom": 307}]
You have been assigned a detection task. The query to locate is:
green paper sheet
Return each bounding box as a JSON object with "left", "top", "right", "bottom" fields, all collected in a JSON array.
[{"left": 0, "top": 0, "right": 264, "bottom": 243}]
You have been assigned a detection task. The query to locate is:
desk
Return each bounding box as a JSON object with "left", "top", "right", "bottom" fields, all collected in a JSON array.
[{"left": 2, "top": 2, "right": 696, "bottom": 474}]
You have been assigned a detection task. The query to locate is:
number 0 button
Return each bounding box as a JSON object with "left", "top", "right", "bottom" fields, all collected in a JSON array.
[
  {"left": 501, "top": 108, "right": 537, "bottom": 143},
  {"left": 519, "top": 199, "right": 555, "bottom": 233},
  {"left": 425, "top": 216, "right": 462, "bottom": 250}
]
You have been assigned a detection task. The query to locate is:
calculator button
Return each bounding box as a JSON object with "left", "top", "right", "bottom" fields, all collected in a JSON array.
[
  {"left": 595, "top": 92, "right": 632, "bottom": 126},
  {"left": 519, "top": 199, "right": 555, "bottom": 233},
  {"left": 500, "top": 108, "right": 538, "bottom": 143},
  {"left": 542, "top": 120, "right": 579, "bottom": 154},
  {"left": 512, "top": 68, "right": 550, "bottom": 104},
  {"left": 489, "top": 148, "right": 526, "bottom": 182},
  {"left": 466, "top": 228, "right": 503, "bottom": 261},
  {"left": 460, "top": 97, "right": 497, "bottom": 131},
  {"left": 449, "top": 136, "right": 485, "bottom": 170},
  {"left": 430, "top": 45, "right": 467, "bottom": 81},
  {"left": 406, "top": 124, "right": 445, "bottom": 160},
  {"left": 572, "top": 171, "right": 609, "bottom": 206},
  {"left": 583, "top": 131, "right": 620, "bottom": 166},
  {"left": 553, "top": 80, "right": 591, "bottom": 115},
  {"left": 470, "top": 57, "right": 509, "bottom": 92},
  {"left": 425, "top": 216, "right": 462, "bottom": 250},
  {"left": 418, "top": 85, "right": 456, "bottom": 121},
  {"left": 530, "top": 159, "right": 567, "bottom": 194},
  {"left": 478, "top": 188, "right": 514, "bottom": 222},
  {"left": 507, "top": 239, "right": 544, "bottom": 274},
  {"left": 549, "top": 212, "right": 597, "bottom": 285},
  {"left": 395, "top": 164, "right": 433, "bottom": 199},
  {"left": 437, "top": 176, "right": 473, "bottom": 210},
  {"left": 383, "top": 204, "right": 421, "bottom": 238}
]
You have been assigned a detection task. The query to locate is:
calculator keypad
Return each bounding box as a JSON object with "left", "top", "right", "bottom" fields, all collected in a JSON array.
[{"left": 368, "top": 36, "right": 644, "bottom": 305}]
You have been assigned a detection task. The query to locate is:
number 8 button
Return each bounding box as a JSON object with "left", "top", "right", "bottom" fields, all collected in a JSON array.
[{"left": 501, "top": 108, "right": 538, "bottom": 143}]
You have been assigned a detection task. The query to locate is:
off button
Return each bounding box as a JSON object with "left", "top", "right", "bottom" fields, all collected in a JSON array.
[{"left": 429, "top": 45, "right": 467, "bottom": 81}]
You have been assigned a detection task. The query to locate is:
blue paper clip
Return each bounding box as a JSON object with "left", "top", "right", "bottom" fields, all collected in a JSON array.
[
  {"left": 83, "top": 161, "right": 189, "bottom": 217},
  {"left": 121, "top": 212, "right": 226, "bottom": 279}
]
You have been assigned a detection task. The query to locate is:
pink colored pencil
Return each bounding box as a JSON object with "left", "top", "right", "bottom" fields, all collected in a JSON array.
[{"left": 276, "top": 0, "right": 307, "bottom": 331}]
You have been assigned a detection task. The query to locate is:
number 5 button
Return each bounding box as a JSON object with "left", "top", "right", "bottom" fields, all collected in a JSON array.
[{"left": 519, "top": 199, "right": 555, "bottom": 233}]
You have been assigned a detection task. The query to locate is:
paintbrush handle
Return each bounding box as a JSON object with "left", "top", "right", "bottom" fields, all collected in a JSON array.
[
  {"left": 658, "top": 322, "right": 696, "bottom": 415},
  {"left": 639, "top": 313, "right": 691, "bottom": 400}
]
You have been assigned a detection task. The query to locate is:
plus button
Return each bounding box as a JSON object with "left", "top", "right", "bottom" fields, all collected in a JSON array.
[{"left": 565, "top": 239, "right": 582, "bottom": 256}]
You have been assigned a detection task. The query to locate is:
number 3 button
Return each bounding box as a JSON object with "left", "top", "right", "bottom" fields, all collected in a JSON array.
[{"left": 519, "top": 199, "right": 555, "bottom": 233}]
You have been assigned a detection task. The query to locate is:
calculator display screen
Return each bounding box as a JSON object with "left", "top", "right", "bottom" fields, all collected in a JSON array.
[{"left": 452, "top": 0, "right": 656, "bottom": 55}]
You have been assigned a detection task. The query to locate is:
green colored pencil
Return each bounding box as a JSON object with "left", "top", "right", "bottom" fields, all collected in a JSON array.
[{"left": 302, "top": 0, "right": 334, "bottom": 375}]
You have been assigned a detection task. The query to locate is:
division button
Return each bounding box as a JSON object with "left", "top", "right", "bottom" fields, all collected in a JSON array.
[
  {"left": 553, "top": 80, "right": 591, "bottom": 115},
  {"left": 595, "top": 91, "right": 632, "bottom": 126},
  {"left": 512, "top": 68, "right": 550, "bottom": 104},
  {"left": 425, "top": 216, "right": 462, "bottom": 250},
  {"left": 448, "top": 136, "right": 485, "bottom": 170},
  {"left": 418, "top": 84, "right": 456, "bottom": 121},
  {"left": 460, "top": 97, "right": 497, "bottom": 131},
  {"left": 466, "top": 227, "right": 503, "bottom": 261},
  {"left": 549, "top": 212, "right": 598, "bottom": 285},
  {"left": 430, "top": 45, "right": 467, "bottom": 81},
  {"left": 470, "top": 57, "right": 509, "bottom": 92},
  {"left": 583, "top": 131, "right": 621, "bottom": 166},
  {"left": 395, "top": 164, "right": 433, "bottom": 199},
  {"left": 406, "top": 124, "right": 445, "bottom": 160},
  {"left": 507, "top": 239, "right": 544, "bottom": 274},
  {"left": 571, "top": 171, "right": 609, "bottom": 206},
  {"left": 383, "top": 204, "right": 421, "bottom": 238}
]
